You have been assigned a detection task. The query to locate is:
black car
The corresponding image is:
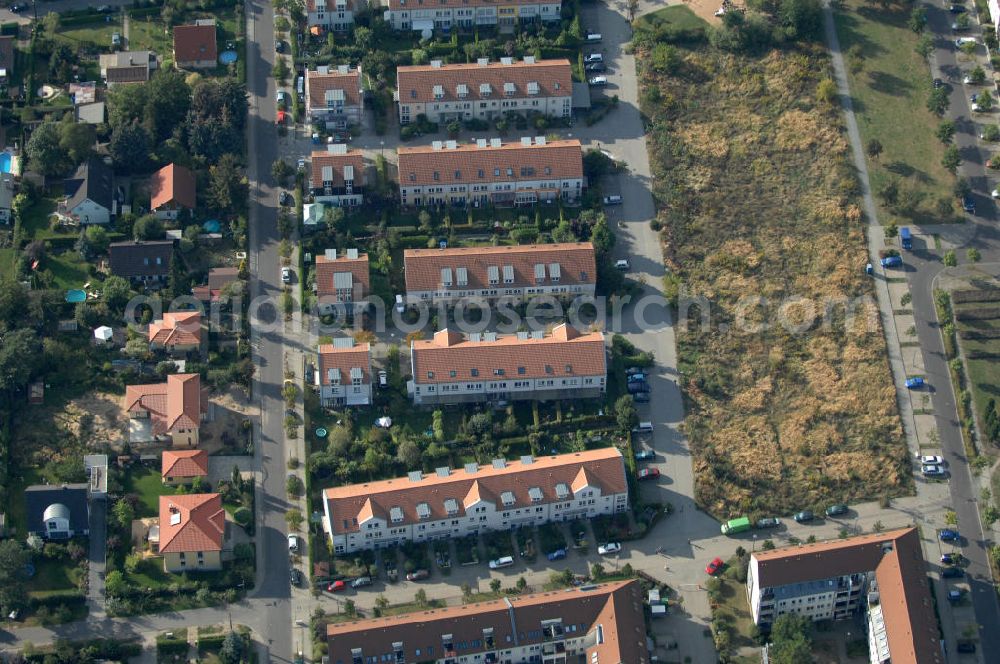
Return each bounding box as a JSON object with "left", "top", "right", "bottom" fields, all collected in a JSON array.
[
  {"left": 962, "top": 194, "right": 976, "bottom": 213},
  {"left": 627, "top": 381, "right": 651, "bottom": 394},
  {"left": 933, "top": 78, "right": 943, "bottom": 89},
  {"left": 941, "top": 566, "right": 964, "bottom": 578},
  {"left": 957, "top": 640, "right": 976, "bottom": 653},
  {"left": 949, "top": 4, "right": 967, "bottom": 12},
  {"left": 275, "top": 39, "right": 286, "bottom": 53},
  {"left": 9, "top": 3, "right": 25, "bottom": 12},
  {"left": 289, "top": 568, "right": 302, "bottom": 586},
  {"left": 825, "top": 504, "right": 849, "bottom": 517},
  {"left": 585, "top": 62, "right": 606, "bottom": 73},
  {"left": 279, "top": 191, "right": 294, "bottom": 206},
  {"left": 634, "top": 392, "right": 650, "bottom": 403},
  {"left": 793, "top": 510, "right": 815, "bottom": 523}
]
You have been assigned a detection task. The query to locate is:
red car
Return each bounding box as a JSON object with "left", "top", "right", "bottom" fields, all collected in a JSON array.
[
  {"left": 637, "top": 467, "right": 660, "bottom": 481},
  {"left": 328, "top": 580, "right": 346, "bottom": 592},
  {"left": 705, "top": 557, "right": 724, "bottom": 576}
]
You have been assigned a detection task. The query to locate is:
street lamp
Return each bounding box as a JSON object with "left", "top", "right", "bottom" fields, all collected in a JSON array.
[
  {"left": 380, "top": 140, "right": 385, "bottom": 160},
  {"left": 752, "top": 534, "right": 757, "bottom": 552}
]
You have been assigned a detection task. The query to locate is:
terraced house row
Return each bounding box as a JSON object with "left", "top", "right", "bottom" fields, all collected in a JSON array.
[
  {"left": 325, "top": 580, "right": 649, "bottom": 664},
  {"left": 322, "top": 448, "right": 627, "bottom": 554},
  {"left": 385, "top": 0, "right": 562, "bottom": 31}
]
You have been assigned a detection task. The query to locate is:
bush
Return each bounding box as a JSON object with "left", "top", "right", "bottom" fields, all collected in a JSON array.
[{"left": 233, "top": 507, "right": 252, "bottom": 526}]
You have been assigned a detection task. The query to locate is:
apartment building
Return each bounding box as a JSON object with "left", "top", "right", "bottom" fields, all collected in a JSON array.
[
  {"left": 314, "top": 248, "right": 370, "bottom": 315},
  {"left": 322, "top": 447, "right": 627, "bottom": 555},
  {"left": 326, "top": 580, "right": 649, "bottom": 664},
  {"left": 397, "top": 137, "right": 583, "bottom": 207},
  {"left": 408, "top": 323, "right": 605, "bottom": 406},
  {"left": 396, "top": 57, "right": 572, "bottom": 125},
  {"left": 316, "top": 338, "right": 372, "bottom": 407},
  {"left": 385, "top": 0, "right": 562, "bottom": 31},
  {"left": 307, "top": 0, "right": 355, "bottom": 31},
  {"left": 309, "top": 144, "right": 365, "bottom": 207},
  {"left": 403, "top": 242, "right": 596, "bottom": 305},
  {"left": 747, "top": 528, "right": 942, "bottom": 664},
  {"left": 305, "top": 65, "right": 364, "bottom": 128}
]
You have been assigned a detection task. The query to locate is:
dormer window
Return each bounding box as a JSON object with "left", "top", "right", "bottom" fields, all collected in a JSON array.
[
  {"left": 433, "top": 84, "right": 444, "bottom": 100},
  {"left": 433, "top": 171, "right": 440, "bottom": 181},
  {"left": 565, "top": 364, "right": 573, "bottom": 373},
  {"left": 527, "top": 81, "right": 539, "bottom": 95},
  {"left": 457, "top": 83, "right": 469, "bottom": 98},
  {"left": 416, "top": 502, "right": 431, "bottom": 520},
  {"left": 479, "top": 83, "right": 491, "bottom": 97},
  {"left": 471, "top": 368, "right": 479, "bottom": 377},
  {"left": 427, "top": 371, "right": 435, "bottom": 379},
  {"left": 409, "top": 172, "right": 416, "bottom": 182},
  {"left": 494, "top": 368, "right": 504, "bottom": 376},
  {"left": 454, "top": 170, "right": 462, "bottom": 180},
  {"left": 504, "top": 82, "right": 516, "bottom": 96}
]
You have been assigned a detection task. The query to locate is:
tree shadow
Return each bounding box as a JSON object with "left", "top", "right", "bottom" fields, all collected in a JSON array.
[{"left": 866, "top": 70, "right": 913, "bottom": 97}]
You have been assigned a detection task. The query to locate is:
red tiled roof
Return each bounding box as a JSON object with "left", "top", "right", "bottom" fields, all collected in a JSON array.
[
  {"left": 397, "top": 139, "right": 583, "bottom": 187},
  {"left": 315, "top": 250, "right": 370, "bottom": 299},
  {"left": 326, "top": 580, "right": 649, "bottom": 664},
  {"left": 192, "top": 267, "right": 240, "bottom": 302},
  {"left": 310, "top": 149, "right": 366, "bottom": 190},
  {"left": 173, "top": 24, "right": 218, "bottom": 64},
  {"left": 148, "top": 311, "right": 201, "bottom": 347},
  {"left": 388, "top": 0, "right": 549, "bottom": 8},
  {"left": 324, "top": 448, "right": 626, "bottom": 535},
  {"left": 124, "top": 373, "right": 207, "bottom": 435},
  {"left": 305, "top": 66, "right": 362, "bottom": 111},
  {"left": 161, "top": 449, "right": 209, "bottom": 480},
  {"left": 403, "top": 242, "right": 596, "bottom": 292},
  {"left": 397, "top": 58, "right": 572, "bottom": 104},
  {"left": 150, "top": 164, "right": 196, "bottom": 211},
  {"left": 158, "top": 493, "right": 225, "bottom": 553},
  {"left": 411, "top": 323, "right": 605, "bottom": 384},
  {"left": 318, "top": 342, "right": 371, "bottom": 386}
]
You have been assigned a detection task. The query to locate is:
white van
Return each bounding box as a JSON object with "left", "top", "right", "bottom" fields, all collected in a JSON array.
[
  {"left": 633, "top": 421, "right": 654, "bottom": 433},
  {"left": 296, "top": 76, "right": 305, "bottom": 97},
  {"left": 615, "top": 259, "right": 630, "bottom": 271},
  {"left": 586, "top": 33, "right": 602, "bottom": 43},
  {"left": 489, "top": 556, "right": 514, "bottom": 570},
  {"left": 395, "top": 294, "right": 405, "bottom": 314}
]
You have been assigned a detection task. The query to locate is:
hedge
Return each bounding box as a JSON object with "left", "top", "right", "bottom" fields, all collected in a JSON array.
[
  {"left": 197, "top": 633, "right": 226, "bottom": 651},
  {"left": 953, "top": 289, "right": 1000, "bottom": 304},
  {"left": 29, "top": 591, "right": 86, "bottom": 610},
  {"left": 156, "top": 637, "right": 188, "bottom": 655}
]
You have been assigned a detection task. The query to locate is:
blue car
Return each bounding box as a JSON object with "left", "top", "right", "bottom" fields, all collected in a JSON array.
[
  {"left": 939, "top": 529, "right": 960, "bottom": 542},
  {"left": 963, "top": 194, "right": 976, "bottom": 213},
  {"left": 627, "top": 373, "right": 646, "bottom": 383},
  {"left": 881, "top": 255, "right": 903, "bottom": 268},
  {"left": 547, "top": 549, "right": 567, "bottom": 561},
  {"left": 905, "top": 377, "right": 925, "bottom": 389}
]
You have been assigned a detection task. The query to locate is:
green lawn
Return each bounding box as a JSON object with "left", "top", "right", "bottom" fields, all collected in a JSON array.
[
  {"left": 0, "top": 247, "right": 15, "bottom": 280},
  {"left": 835, "top": 0, "right": 959, "bottom": 225},
  {"left": 633, "top": 5, "right": 710, "bottom": 32},
  {"left": 20, "top": 196, "right": 60, "bottom": 240},
  {"left": 46, "top": 252, "right": 90, "bottom": 289},
  {"left": 125, "top": 15, "right": 172, "bottom": 55},
  {"left": 953, "top": 303, "right": 1000, "bottom": 431},
  {"left": 128, "top": 558, "right": 173, "bottom": 589},
  {"left": 56, "top": 20, "right": 120, "bottom": 50},
  {"left": 124, "top": 466, "right": 178, "bottom": 518}
]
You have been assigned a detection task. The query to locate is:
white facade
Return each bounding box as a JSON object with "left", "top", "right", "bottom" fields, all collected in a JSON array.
[
  {"left": 410, "top": 371, "right": 606, "bottom": 405},
  {"left": 69, "top": 198, "right": 111, "bottom": 226},
  {"left": 746, "top": 556, "right": 869, "bottom": 629},
  {"left": 326, "top": 478, "right": 626, "bottom": 555},
  {"left": 308, "top": 0, "right": 355, "bottom": 31},
  {"left": 406, "top": 282, "right": 594, "bottom": 305},
  {"left": 386, "top": 2, "right": 562, "bottom": 30},
  {"left": 401, "top": 92, "right": 571, "bottom": 124},
  {"left": 401, "top": 175, "right": 581, "bottom": 207}
]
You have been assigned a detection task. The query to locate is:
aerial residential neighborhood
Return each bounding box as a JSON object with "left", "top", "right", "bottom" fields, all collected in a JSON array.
[{"left": 0, "top": 0, "right": 999, "bottom": 663}]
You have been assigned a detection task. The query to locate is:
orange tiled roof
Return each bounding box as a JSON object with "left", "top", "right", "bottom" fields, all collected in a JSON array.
[
  {"left": 148, "top": 311, "right": 201, "bottom": 347},
  {"left": 326, "top": 580, "right": 649, "bottom": 664},
  {"left": 411, "top": 323, "right": 605, "bottom": 384},
  {"left": 324, "top": 448, "right": 626, "bottom": 535},
  {"left": 150, "top": 163, "right": 196, "bottom": 211},
  {"left": 397, "top": 58, "right": 572, "bottom": 104},
  {"left": 315, "top": 250, "right": 370, "bottom": 299},
  {"left": 397, "top": 139, "right": 582, "bottom": 187},
  {"left": 161, "top": 449, "right": 209, "bottom": 480},
  {"left": 310, "top": 149, "right": 366, "bottom": 190},
  {"left": 306, "top": 66, "right": 362, "bottom": 110},
  {"left": 403, "top": 242, "right": 596, "bottom": 292},
  {"left": 124, "top": 373, "right": 207, "bottom": 435},
  {"left": 158, "top": 493, "right": 225, "bottom": 553},
  {"left": 173, "top": 24, "right": 218, "bottom": 63},
  {"left": 318, "top": 342, "right": 371, "bottom": 386}
]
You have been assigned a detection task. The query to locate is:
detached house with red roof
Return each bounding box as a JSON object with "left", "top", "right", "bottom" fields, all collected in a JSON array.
[
  {"left": 409, "top": 323, "right": 606, "bottom": 406},
  {"left": 304, "top": 65, "right": 363, "bottom": 129},
  {"left": 148, "top": 311, "right": 202, "bottom": 354},
  {"left": 173, "top": 21, "right": 218, "bottom": 70},
  {"left": 326, "top": 580, "right": 649, "bottom": 664},
  {"left": 307, "top": 0, "right": 354, "bottom": 32},
  {"left": 323, "top": 448, "right": 628, "bottom": 554},
  {"left": 309, "top": 144, "right": 364, "bottom": 207},
  {"left": 403, "top": 242, "right": 596, "bottom": 305},
  {"left": 150, "top": 163, "right": 196, "bottom": 220},
  {"left": 397, "top": 137, "right": 583, "bottom": 207},
  {"left": 158, "top": 494, "right": 225, "bottom": 572},
  {"left": 314, "top": 248, "right": 369, "bottom": 316},
  {"left": 125, "top": 373, "right": 208, "bottom": 447},
  {"left": 316, "top": 339, "right": 372, "bottom": 407},
  {"left": 161, "top": 449, "right": 209, "bottom": 486}
]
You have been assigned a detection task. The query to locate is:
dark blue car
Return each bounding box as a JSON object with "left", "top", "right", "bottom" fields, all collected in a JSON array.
[
  {"left": 547, "top": 549, "right": 567, "bottom": 561},
  {"left": 939, "top": 529, "right": 960, "bottom": 542}
]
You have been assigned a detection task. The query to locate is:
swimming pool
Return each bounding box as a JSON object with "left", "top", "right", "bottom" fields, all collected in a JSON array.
[{"left": 0, "top": 152, "right": 12, "bottom": 174}]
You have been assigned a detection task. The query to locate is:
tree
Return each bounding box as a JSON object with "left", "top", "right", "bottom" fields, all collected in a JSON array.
[
  {"left": 614, "top": 394, "right": 637, "bottom": 432},
  {"left": 108, "top": 84, "right": 149, "bottom": 130},
  {"left": 101, "top": 275, "right": 133, "bottom": 311},
  {"left": 866, "top": 139, "right": 883, "bottom": 160},
  {"left": 770, "top": 613, "right": 813, "bottom": 664},
  {"left": 928, "top": 87, "right": 950, "bottom": 116},
  {"left": 552, "top": 219, "right": 577, "bottom": 243},
  {"left": 936, "top": 120, "right": 956, "bottom": 145},
  {"left": 133, "top": 214, "right": 165, "bottom": 241},
  {"left": 41, "top": 11, "right": 60, "bottom": 35},
  {"left": 272, "top": 159, "right": 292, "bottom": 184},
  {"left": 961, "top": 40, "right": 978, "bottom": 57},
  {"left": 982, "top": 124, "right": 1000, "bottom": 141},
  {"left": 59, "top": 120, "right": 96, "bottom": 167},
  {"left": 0, "top": 328, "right": 40, "bottom": 393},
  {"left": 25, "top": 122, "right": 68, "bottom": 177},
  {"left": 48, "top": 43, "right": 76, "bottom": 84},
  {"left": 323, "top": 206, "right": 345, "bottom": 231},
  {"left": 112, "top": 498, "right": 134, "bottom": 529},
  {"left": 815, "top": 78, "right": 837, "bottom": 105},
  {"left": 516, "top": 576, "right": 527, "bottom": 591},
  {"left": 354, "top": 26, "right": 374, "bottom": 51},
  {"left": 396, "top": 437, "right": 422, "bottom": 468},
  {"left": 144, "top": 70, "right": 192, "bottom": 143},
  {"left": 968, "top": 247, "right": 981, "bottom": 263},
  {"left": 219, "top": 632, "right": 244, "bottom": 664},
  {"left": 272, "top": 57, "right": 290, "bottom": 83},
  {"left": 590, "top": 213, "right": 616, "bottom": 255},
  {"left": 916, "top": 34, "right": 934, "bottom": 59},
  {"left": 489, "top": 579, "right": 502, "bottom": 594},
  {"left": 970, "top": 65, "right": 987, "bottom": 85},
  {"left": 109, "top": 120, "right": 150, "bottom": 172},
  {"left": 103, "top": 570, "right": 126, "bottom": 597},
  {"left": 979, "top": 90, "right": 995, "bottom": 112},
  {"left": 779, "top": 0, "right": 823, "bottom": 40},
  {"left": 0, "top": 540, "right": 28, "bottom": 615},
  {"left": 945, "top": 509, "right": 958, "bottom": 526},
  {"left": 942, "top": 145, "right": 961, "bottom": 173},
  {"left": 414, "top": 588, "right": 429, "bottom": 606},
  {"left": 208, "top": 153, "right": 247, "bottom": 214},
  {"left": 908, "top": 6, "right": 927, "bottom": 33}
]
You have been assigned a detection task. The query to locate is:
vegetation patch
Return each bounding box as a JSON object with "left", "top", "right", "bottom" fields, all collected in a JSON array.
[{"left": 635, "top": 5, "right": 910, "bottom": 517}]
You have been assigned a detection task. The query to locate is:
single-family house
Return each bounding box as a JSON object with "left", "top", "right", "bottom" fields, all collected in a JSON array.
[
  {"left": 26, "top": 484, "right": 90, "bottom": 540},
  {"left": 173, "top": 21, "right": 218, "bottom": 70},
  {"left": 150, "top": 163, "right": 196, "bottom": 220},
  {"left": 192, "top": 267, "right": 241, "bottom": 303},
  {"left": 62, "top": 157, "right": 114, "bottom": 225},
  {"left": 99, "top": 50, "right": 157, "bottom": 86},
  {"left": 158, "top": 494, "right": 225, "bottom": 572},
  {"left": 124, "top": 373, "right": 208, "bottom": 447},
  {"left": 316, "top": 339, "right": 372, "bottom": 407},
  {"left": 305, "top": 65, "right": 363, "bottom": 128},
  {"left": 314, "top": 248, "right": 369, "bottom": 315},
  {"left": 161, "top": 449, "right": 210, "bottom": 486},
  {"left": 309, "top": 145, "right": 364, "bottom": 207},
  {"left": 109, "top": 240, "right": 174, "bottom": 284},
  {"left": 148, "top": 311, "right": 202, "bottom": 354},
  {"left": 307, "top": 0, "right": 355, "bottom": 31}
]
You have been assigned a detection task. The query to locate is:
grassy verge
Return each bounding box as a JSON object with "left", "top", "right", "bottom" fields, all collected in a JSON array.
[
  {"left": 636, "top": 9, "right": 910, "bottom": 517},
  {"left": 834, "top": 0, "right": 959, "bottom": 225}
]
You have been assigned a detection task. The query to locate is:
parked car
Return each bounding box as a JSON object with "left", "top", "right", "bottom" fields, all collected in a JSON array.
[
  {"left": 328, "top": 580, "right": 347, "bottom": 592},
  {"left": 956, "top": 37, "right": 978, "bottom": 47},
  {"left": 277, "top": 90, "right": 287, "bottom": 105},
  {"left": 825, "top": 504, "right": 849, "bottom": 517},
  {"left": 957, "top": 641, "right": 977, "bottom": 653},
  {"left": 939, "top": 529, "right": 960, "bottom": 542},
  {"left": 705, "top": 557, "right": 724, "bottom": 575},
  {"left": 275, "top": 39, "right": 286, "bottom": 53},
  {"left": 793, "top": 510, "right": 815, "bottom": 523},
  {"left": 634, "top": 393, "right": 650, "bottom": 403},
  {"left": 281, "top": 267, "right": 292, "bottom": 284},
  {"left": 603, "top": 195, "right": 623, "bottom": 205},
  {"left": 756, "top": 517, "right": 781, "bottom": 529},
  {"left": 918, "top": 455, "right": 944, "bottom": 465},
  {"left": 905, "top": 377, "right": 925, "bottom": 389},
  {"left": 97, "top": 4, "right": 113, "bottom": 12},
  {"left": 628, "top": 381, "right": 651, "bottom": 394},
  {"left": 287, "top": 534, "right": 299, "bottom": 552},
  {"left": 598, "top": 542, "right": 621, "bottom": 555},
  {"left": 940, "top": 553, "right": 959, "bottom": 565},
  {"left": 351, "top": 576, "right": 372, "bottom": 588},
  {"left": 586, "top": 33, "right": 602, "bottom": 42},
  {"left": 489, "top": 556, "right": 514, "bottom": 570},
  {"left": 963, "top": 193, "right": 976, "bottom": 213},
  {"left": 880, "top": 255, "right": 903, "bottom": 268},
  {"left": 289, "top": 568, "right": 302, "bottom": 586},
  {"left": 111, "top": 32, "right": 121, "bottom": 48},
  {"left": 933, "top": 78, "right": 944, "bottom": 88},
  {"left": 635, "top": 449, "right": 655, "bottom": 461},
  {"left": 279, "top": 191, "right": 294, "bottom": 206},
  {"left": 546, "top": 549, "right": 567, "bottom": 561},
  {"left": 637, "top": 467, "right": 660, "bottom": 481},
  {"left": 950, "top": 4, "right": 966, "bottom": 11},
  {"left": 615, "top": 259, "right": 630, "bottom": 270},
  {"left": 942, "top": 566, "right": 964, "bottom": 578},
  {"left": 627, "top": 373, "right": 646, "bottom": 383},
  {"left": 9, "top": 4, "right": 26, "bottom": 12},
  {"left": 585, "top": 62, "right": 606, "bottom": 72},
  {"left": 589, "top": 76, "right": 608, "bottom": 87},
  {"left": 584, "top": 53, "right": 604, "bottom": 64},
  {"left": 378, "top": 371, "right": 388, "bottom": 388},
  {"left": 626, "top": 366, "right": 645, "bottom": 375},
  {"left": 948, "top": 589, "right": 964, "bottom": 602},
  {"left": 922, "top": 464, "right": 946, "bottom": 477},
  {"left": 406, "top": 569, "right": 430, "bottom": 581}
]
